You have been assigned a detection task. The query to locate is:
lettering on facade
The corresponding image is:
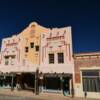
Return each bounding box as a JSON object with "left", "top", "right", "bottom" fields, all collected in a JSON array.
[
  {"left": 6, "top": 42, "right": 18, "bottom": 47},
  {"left": 42, "top": 30, "right": 72, "bottom": 62},
  {"left": 46, "top": 36, "right": 65, "bottom": 41}
]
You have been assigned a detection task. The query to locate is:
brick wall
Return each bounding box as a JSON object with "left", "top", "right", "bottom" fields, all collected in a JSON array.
[{"left": 74, "top": 53, "right": 100, "bottom": 83}]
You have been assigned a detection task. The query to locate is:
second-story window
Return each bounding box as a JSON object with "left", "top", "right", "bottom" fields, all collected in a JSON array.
[
  {"left": 35, "top": 45, "right": 39, "bottom": 51},
  {"left": 11, "top": 55, "right": 15, "bottom": 65},
  {"left": 58, "top": 53, "right": 64, "bottom": 63},
  {"left": 5, "top": 56, "right": 9, "bottom": 65},
  {"left": 25, "top": 47, "right": 29, "bottom": 52},
  {"left": 49, "top": 53, "right": 54, "bottom": 64},
  {"left": 30, "top": 42, "right": 34, "bottom": 48}
]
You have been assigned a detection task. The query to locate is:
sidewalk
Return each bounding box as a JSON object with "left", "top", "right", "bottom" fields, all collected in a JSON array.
[{"left": 0, "top": 88, "right": 98, "bottom": 100}]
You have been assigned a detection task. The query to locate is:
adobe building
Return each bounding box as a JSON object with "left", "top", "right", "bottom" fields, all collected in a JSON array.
[
  {"left": 74, "top": 52, "right": 100, "bottom": 99},
  {"left": 0, "top": 22, "right": 49, "bottom": 91},
  {"left": 0, "top": 22, "right": 74, "bottom": 96}
]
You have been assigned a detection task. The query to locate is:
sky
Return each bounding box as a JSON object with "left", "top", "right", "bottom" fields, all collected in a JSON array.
[{"left": 0, "top": 0, "right": 100, "bottom": 53}]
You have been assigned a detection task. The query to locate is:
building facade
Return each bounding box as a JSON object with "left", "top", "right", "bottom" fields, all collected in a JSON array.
[
  {"left": 74, "top": 52, "right": 100, "bottom": 99},
  {"left": 39, "top": 27, "right": 74, "bottom": 94},
  {"left": 0, "top": 22, "right": 50, "bottom": 90},
  {"left": 0, "top": 22, "right": 74, "bottom": 96},
  {"left": 0, "top": 22, "right": 99, "bottom": 99},
  {"left": 0, "top": 34, "right": 21, "bottom": 88}
]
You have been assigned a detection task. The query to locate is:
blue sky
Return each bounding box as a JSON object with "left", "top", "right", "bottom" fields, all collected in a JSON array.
[{"left": 0, "top": 0, "right": 100, "bottom": 53}]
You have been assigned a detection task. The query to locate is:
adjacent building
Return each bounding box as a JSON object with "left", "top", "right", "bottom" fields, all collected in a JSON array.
[{"left": 74, "top": 52, "right": 100, "bottom": 99}]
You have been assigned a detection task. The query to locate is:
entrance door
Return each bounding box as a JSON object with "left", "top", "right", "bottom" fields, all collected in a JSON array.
[
  {"left": 63, "top": 77, "right": 70, "bottom": 96},
  {"left": 43, "top": 76, "right": 62, "bottom": 92},
  {"left": 20, "top": 73, "right": 35, "bottom": 91}
]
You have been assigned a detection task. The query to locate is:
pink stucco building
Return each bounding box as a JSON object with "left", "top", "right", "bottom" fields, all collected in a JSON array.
[
  {"left": 39, "top": 27, "right": 74, "bottom": 94},
  {"left": 0, "top": 22, "right": 74, "bottom": 96}
]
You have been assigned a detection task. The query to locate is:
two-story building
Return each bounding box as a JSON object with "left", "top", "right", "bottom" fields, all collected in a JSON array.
[
  {"left": 0, "top": 34, "right": 21, "bottom": 88},
  {"left": 39, "top": 27, "right": 74, "bottom": 95},
  {"left": 0, "top": 22, "right": 74, "bottom": 96},
  {"left": 0, "top": 22, "right": 49, "bottom": 90}
]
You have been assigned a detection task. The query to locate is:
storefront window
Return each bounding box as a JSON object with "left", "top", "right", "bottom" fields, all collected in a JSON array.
[{"left": 82, "top": 70, "right": 100, "bottom": 92}]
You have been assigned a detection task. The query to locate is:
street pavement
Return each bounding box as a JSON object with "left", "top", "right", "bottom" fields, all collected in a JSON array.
[
  {"left": 0, "top": 89, "right": 99, "bottom": 100},
  {"left": 0, "top": 94, "right": 34, "bottom": 100}
]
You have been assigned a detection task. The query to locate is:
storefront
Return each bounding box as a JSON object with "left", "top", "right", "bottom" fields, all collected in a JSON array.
[
  {"left": 19, "top": 73, "right": 35, "bottom": 90},
  {"left": 82, "top": 70, "right": 100, "bottom": 93},
  {"left": 74, "top": 52, "right": 100, "bottom": 99},
  {"left": 38, "top": 72, "right": 73, "bottom": 96},
  {"left": 0, "top": 73, "right": 17, "bottom": 90}
]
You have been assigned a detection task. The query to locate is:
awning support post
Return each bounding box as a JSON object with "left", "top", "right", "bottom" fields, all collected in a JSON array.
[
  {"left": 35, "top": 68, "right": 39, "bottom": 95},
  {"left": 71, "top": 75, "right": 74, "bottom": 98},
  {"left": 11, "top": 74, "right": 14, "bottom": 91}
]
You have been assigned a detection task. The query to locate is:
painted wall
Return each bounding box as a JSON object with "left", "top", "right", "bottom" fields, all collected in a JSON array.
[
  {"left": 19, "top": 22, "right": 49, "bottom": 66},
  {"left": 0, "top": 22, "right": 50, "bottom": 72},
  {"left": 0, "top": 22, "right": 74, "bottom": 74},
  {"left": 40, "top": 27, "right": 74, "bottom": 74},
  {"left": 1, "top": 35, "right": 21, "bottom": 66}
]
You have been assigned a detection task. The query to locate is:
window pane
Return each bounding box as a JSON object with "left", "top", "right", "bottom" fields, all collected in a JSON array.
[
  {"left": 25, "top": 47, "right": 29, "bottom": 52},
  {"left": 58, "top": 53, "right": 64, "bottom": 63},
  {"left": 82, "top": 71, "right": 99, "bottom": 77},
  {"left": 5, "top": 57, "right": 9, "bottom": 65},
  {"left": 11, "top": 56, "right": 16, "bottom": 65},
  {"left": 82, "top": 71, "right": 100, "bottom": 92},
  {"left": 5, "top": 60, "right": 9, "bottom": 65},
  {"left": 49, "top": 54, "right": 54, "bottom": 64},
  {"left": 30, "top": 42, "right": 34, "bottom": 48},
  {"left": 35, "top": 46, "right": 39, "bottom": 51}
]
